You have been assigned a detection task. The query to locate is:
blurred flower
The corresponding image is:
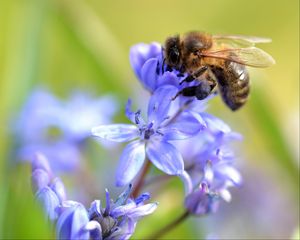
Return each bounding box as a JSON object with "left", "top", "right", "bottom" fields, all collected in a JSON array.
[
  {"left": 15, "top": 88, "right": 118, "bottom": 172},
  {"left": 184, "top": 183, "right": 219, "bottom": 216},
  {"left": 31, "top": 153, "right": 157, "bottom": 240},
  {"left": 174, "top": 113, "right": 242, "bottom": 214},
  {"left": 92, "top": 85, "right": 203, "bottom": 187}
]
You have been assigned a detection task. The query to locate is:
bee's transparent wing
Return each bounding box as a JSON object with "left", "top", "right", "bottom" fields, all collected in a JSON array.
[
  {"left": 213, "top": 35, "right": 272, "bottom": 48},
  {"left": 202, "top": 47, "right": 275, "bottom": 68}
]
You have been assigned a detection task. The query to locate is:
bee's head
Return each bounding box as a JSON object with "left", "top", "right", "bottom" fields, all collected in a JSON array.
[{"left": 164, "top": 35, "right": 181, "bottom": 69}]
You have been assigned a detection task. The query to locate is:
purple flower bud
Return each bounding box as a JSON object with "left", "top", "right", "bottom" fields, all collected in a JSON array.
[
  {"left": 184, "top": 183, "right": 219, "bottom": 216},
  {"left": 129, "top": 42, "right": 161, "bottom": 80},
  {"left": 50, "top": 177, "right": 67, "bottom": 203},
  {"left": 56, "top": 202, "right": 90, "bottom": 240},
  {"left": 31, "top": 169, "right": 50, "bottom": 193},
  {"left": 35, "top": 187, "right": 60, "bottom": 221},
  {"left": 32, "top": 153, "right": 52, "bottom": 177}
]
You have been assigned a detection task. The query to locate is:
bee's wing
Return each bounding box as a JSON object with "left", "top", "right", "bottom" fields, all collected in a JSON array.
[
  {"left": 213, "top": 35, "right": 272, "bottom": 47},
  {"left": 202, "top": 47, "right": 275, "bottom": 68}
]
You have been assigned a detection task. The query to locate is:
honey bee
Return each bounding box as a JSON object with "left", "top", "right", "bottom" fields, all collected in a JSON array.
[{"left": 163, "top": 31, "right": 275, "bottom": 110}]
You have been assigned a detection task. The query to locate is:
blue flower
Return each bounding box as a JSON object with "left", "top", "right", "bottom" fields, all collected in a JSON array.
[
  {"left": 184, "top": 183, "right": 220, "bottom": 216},
  {"left": 174, "top": 113, "right": 243, "bottom": 214},
  {"left": 15, "top": 88, "right": 118, "bottom": 172},
  {"left": 31, "top": 154, "right": 157, "bottom": 240},
  {"left": 92, "top": 85, "right": 203, "bottom": 187},
  {"left": 130, "top": 42, "right": 189, "bottom": 93}
]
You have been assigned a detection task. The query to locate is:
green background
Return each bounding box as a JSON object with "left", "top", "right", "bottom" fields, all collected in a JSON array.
[{"left": 0, "top": 0, "right": 299, "bottom": 239}]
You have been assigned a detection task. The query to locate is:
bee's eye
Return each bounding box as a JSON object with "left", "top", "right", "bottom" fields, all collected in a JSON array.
[{"left": 169, "top": 49, "right": 180, "bottom": 65}]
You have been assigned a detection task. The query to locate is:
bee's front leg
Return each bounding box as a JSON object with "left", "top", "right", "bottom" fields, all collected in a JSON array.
[{"left": 179, "top": 66, "right": 208, "bottom": 85}]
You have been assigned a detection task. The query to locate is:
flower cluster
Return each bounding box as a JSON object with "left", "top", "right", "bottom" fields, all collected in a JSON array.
[
  {"left": 31, "top": 153, "right": 157, "bottom": 239},
  {"left": 27, "top": 40, "right": 243, "bottom": 239},
  {"left": 15, "top": 89, "right": 117, "bottom": 172},
  {"left": 93, "top": 42, "right": 242, "bottom": 215}
]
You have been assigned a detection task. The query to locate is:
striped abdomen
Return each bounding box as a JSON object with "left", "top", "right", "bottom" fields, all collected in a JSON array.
[{"left": 210, "top": 62, "right": 250, "bottom": 111}]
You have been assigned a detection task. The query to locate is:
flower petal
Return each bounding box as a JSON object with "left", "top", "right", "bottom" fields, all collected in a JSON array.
[
  {"left": 129, "top": 42, "right": 161, "bottom": 80},
  {"left": 184, "top": 189, "right": 220, "bottom": 216},
  {"left": 92, "top": 124, "right": 139, "bottom": 142},
  {"left": 85, "top": 220, "right": 102, "bottom": 240},
  {"left": 161, "top": 111, "right": 203, "bottom": 140},
  {"left": 31, "top": 169, "right": 50, "bottom": 193},
  {"left": 141, "top": 58, "right": 159, "bottom": 92},
  {"left": 35, "top": 186, "right": 60, "bottom": 221},
  {"left": 116, "top": 140, "right": 146, "bottom": 187},
  {"left": 147, "top": 85, "right": 178, "bottom": 127},
  {"left": 146, "top": 140, "right": 184, "bottom": 175},
  {"left": 56, "top": 202, "right": 90, "bottom": 240},
  {"left": 50, "top": 177, "right": 67, "bottom": 203},
  {"left": 32, "top": 153, "right": 52, "bottom": 177},
  {"left": 126, "top": 202, "right": 158, "bottom": 220},
  {"left": 157, "top": 71, "right": 180, "bottom": 88},
  {"left": 201, "top": 113, "right": 231, "bottom": 133}
]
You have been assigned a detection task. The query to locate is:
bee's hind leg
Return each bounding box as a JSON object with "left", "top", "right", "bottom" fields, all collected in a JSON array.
[
  {"left": 172, "top": 80, "right": 214, "bottom": 101},
  {"left": 194, "top": 81, "right": 214, "bottom": 100}
]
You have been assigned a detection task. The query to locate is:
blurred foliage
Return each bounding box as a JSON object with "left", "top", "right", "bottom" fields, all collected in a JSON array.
[{"left": 0, "top": 0, "right": 298, "bottom": 239}]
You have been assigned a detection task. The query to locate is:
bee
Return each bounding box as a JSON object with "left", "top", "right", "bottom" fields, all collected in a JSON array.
[{"left": 163, "top": 31, "right": 275, "bottom": 111}]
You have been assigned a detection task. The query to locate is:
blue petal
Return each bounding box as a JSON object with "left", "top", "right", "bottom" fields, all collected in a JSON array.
[
  {"left": 141, "top": 58, "right": 159, "bottom": 92},
  {"left": 91, "top": 124, "right": 139, "bottom": 142},
  {"left": 35, "top": 187, "right": 60, "bottom": 221},
  {"left": 31, "top": 153, "right": 52, "bottom": 177},
  {"left": 50, "top": 178, "right": 67, "bottom": 203},
  {"left": 110, "top": 201, "right": 136, "bottom": 218},
  {"left": 156, "top": 71, "right": 180, "bottom": 88},
  {"left": 129, "top": 42, "right": 161, "bottom": 80},
  {"left": 56, "top": 202, "right": 90, "bottom": 240},
  {"left": 126, "top": 203, "right": 158, "bottom": 220},
  {"left": 179, "top": 171, "right": 193, "bottom": 195},
  {"left": 125, "top": 99, "right": 146, "bottom": 127},
  {"left": 89, "top": 200, "right": 102, "bottom": 219},
  {"left": 146, "top": 140, "right": 184, "bottom": 175},
  {"left": 184, "top": 188, "right": 220, "bottom": 216},
  {"left": 85, "top": 220, "right": 102, "bottom": 240},
  {"left": 31, "top": 169, "right": 50, "bottom": 193},
  {"left": 116, "top": 140, "right": 146, "bottom": 187},
  {"left": 147, "top": 85, "right": 178, "bottom": 127},
  {"left": 161, "top": 111, "right": 203, "bottom": 140},
  {"left": 201, "top": 113, "right": 231, "bottom": 133}
]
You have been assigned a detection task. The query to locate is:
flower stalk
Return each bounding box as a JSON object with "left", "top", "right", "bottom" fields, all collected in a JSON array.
[{"left": 132, "top": 160, "right": 151, "bottom": 198}]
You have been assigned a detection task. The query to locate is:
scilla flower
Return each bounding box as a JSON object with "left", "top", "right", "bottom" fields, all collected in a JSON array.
[
  {"left": 129, "top": 42, "right": 202, "bottom": 94},
  {"left": 31, "top": 153, "right": 157, "bottom": 239},
  {"left": 92, "top": 85, "right": 203, "bottom": 187},
  {"left": 15, "top": 88, "right": 117, "bottom": 172},
  {"left": 175, "top": 113, "right": 242, "bottom": 215}
]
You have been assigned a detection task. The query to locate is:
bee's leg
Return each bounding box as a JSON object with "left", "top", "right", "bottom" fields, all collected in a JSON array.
[
  {"left": 172, "top": 86, "right": 197, "bottom": 100},
  {"left": 179, "top": 75, "right": 195, "bottom": 85},
  {"left": 195, "top": 79, "right": 217, "bottom": 100},
  {"left": 179, "top": 66, "right": 208, "bottom": 85}
]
